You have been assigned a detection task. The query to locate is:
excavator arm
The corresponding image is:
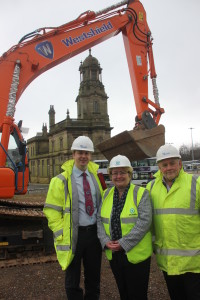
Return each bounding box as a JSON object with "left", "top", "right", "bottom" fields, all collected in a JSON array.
[{"left": 0, "top": 0, "right": 164, "bottom": 197}]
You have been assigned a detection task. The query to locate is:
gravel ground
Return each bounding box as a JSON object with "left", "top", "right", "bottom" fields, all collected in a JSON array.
[
  {"left": 0, "top": 253, "right": 170, "bottom": 300},
  {"left": 1, "top": 190, "right": 170, "bottom": 299}
]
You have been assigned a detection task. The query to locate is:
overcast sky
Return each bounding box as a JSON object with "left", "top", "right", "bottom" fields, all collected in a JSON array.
[{"left": 1, "top": 0, "right": 200, "bottom": 152}]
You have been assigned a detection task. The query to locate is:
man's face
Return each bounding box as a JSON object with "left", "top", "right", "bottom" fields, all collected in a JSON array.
[
  {"left": 158, "top": 158, "right": 182, "bottom": 183},
  {"left": 73, "top": 150, "right": 91, "bottom": 171}
]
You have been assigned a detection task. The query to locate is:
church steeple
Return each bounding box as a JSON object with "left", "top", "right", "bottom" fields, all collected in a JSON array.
[
  {"left": 48, "top": 105, "right": 55, "bottom": 128},
  {"left": 76, "top": 49, "right": 109, "bottom": 122}
]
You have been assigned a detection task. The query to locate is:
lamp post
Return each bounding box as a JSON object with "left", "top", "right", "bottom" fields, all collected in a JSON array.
[{"left": 188, "top": 127, "right": 194, "bottom": 161}]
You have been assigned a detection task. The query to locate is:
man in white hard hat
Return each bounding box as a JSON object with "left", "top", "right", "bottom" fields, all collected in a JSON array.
[
  {"left": 146, "top": 144, "right": 200, "bottom": 300},
  {"left": 44, "top": 136, "right": 103, "bottom": 300}
]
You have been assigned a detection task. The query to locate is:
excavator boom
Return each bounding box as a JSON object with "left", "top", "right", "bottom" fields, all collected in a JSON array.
[{"left": 0, "top": 0, "right": 164, "bottom": 198}]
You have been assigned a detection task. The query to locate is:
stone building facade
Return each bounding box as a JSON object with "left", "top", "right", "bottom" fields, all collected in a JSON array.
[{"left": 27, "top": 50, "right": 112, "bottom": 183}]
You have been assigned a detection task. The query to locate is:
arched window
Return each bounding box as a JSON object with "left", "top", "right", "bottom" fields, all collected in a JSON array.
[
  {"left": 91, "top": 70, "right": 97, "bottom": 80},
  {"left": 60, "top": 137, "right": 63, "bottom": 150},
  {"left": 94, "top": 101, "right": 99, "bottom": 113}
]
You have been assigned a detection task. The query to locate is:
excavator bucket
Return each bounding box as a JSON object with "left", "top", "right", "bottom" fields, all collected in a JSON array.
[{"left": 96, "top": 125, "right": 165, "bottom": 161}]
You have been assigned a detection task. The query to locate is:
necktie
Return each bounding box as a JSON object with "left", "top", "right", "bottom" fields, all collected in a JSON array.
[{"left": 82, "top": 172, "right": 94, "bottom": 216}]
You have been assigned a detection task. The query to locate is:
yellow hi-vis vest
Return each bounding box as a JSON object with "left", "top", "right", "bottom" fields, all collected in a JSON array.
[
  {"left": 43, "top": 160, "right": 103, "bottom": 271},
  {"left": 101, "top": 184, "right": 152, "bottom": 264},
  {"left": 147, "top": 169, "right": 200, "bottom": 275}
]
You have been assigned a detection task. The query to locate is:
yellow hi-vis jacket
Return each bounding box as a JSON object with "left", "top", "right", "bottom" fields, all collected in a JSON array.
[
  {"left": 100, "top": 184, "right": 152, "bottom": 264},
  {"left": 147, "top": 168, "right": 200, "bottom": 275},
  {"left": 43, "top": 160, "right": 103, "bottom": 271}
]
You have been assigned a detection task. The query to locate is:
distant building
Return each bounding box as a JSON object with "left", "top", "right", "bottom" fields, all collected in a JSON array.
[{"left": 27, "top": 50, "right": 112, "bottom": 183}]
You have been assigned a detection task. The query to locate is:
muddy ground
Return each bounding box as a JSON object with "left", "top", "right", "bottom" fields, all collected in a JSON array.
[
  {"left": 0, "top": 253, "right": 170, "bottom": 300},
  {"left": 0, "top": 188, "right": 170, "bottom": 299}
]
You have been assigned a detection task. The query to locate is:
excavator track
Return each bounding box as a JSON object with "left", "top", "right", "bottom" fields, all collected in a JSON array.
[
  {"left": 0, "top": 198, "right": 44, "bottom": 218},
  {"left": 0, "top": 253, "right": 57, "bottom": 268},
  {"left": 0, "top": 191, "right": 55, "bottom": 267}
]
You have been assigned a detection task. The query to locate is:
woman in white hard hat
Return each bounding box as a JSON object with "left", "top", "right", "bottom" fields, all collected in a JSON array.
[{"left": 97, "top": 155, "right": 152, "bottom": 300}]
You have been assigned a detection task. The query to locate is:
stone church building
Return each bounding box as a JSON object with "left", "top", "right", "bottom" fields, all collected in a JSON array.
[{"left": 27, "top": 50, "right": 112, "bottom": 183}]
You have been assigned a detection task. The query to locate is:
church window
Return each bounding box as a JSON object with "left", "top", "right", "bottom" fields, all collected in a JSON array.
[
  {"left": 31, "top": 161, "right": 35, "bottom": 176},
  {"left": 42, "top": 160, "right": 44, "bottom": 176},
  {"left": 91, "top": 70, "right": 97, "bottom": 80},
  {"left": 51, "top": 140, "right": 54, "bottom": 152},
  {"left": 47, "top": 159, "right": 50, "bottom": 177},
  {"left": 37, "top": 160, "right": 40, "bottom": 176},
  {"left": 94, "top": 101, "right": 99, "bottom": 113},
  {"left": 99, "top": 73, "right": 102, "bottom": 82},
  {"left": 60, "top": 137, "right": 63, "bottom": 150}
]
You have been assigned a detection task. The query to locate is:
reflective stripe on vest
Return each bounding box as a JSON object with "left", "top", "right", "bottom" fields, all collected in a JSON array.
[
  {"left": 64, "top": 207, "right": 70, "bottom": 214},
  {"left": 49, "top": 174, "right": 73, "bottom": 255},
  {"left": 104, "top": 188, "right": 111, "bottom": 198},
  {"left": 56, "top": 245, "right": 70, "bottom": 251},
  {"left": 44, "top": 203, "right": 63, "bottom": 211},
  {"left": 54, "top": 228, "right": 63, "bottom": 239},
  {"left": 44, "top": 174, "right": 70, "bottom": 216},
  {"left": 133, "top": 185, "right": 139, "bottom": 207},
  {"left": 153, "top": 208, "right": 199, "bottom": 215},
  {"left": 149, "top": 179, "right": 155, "bottom": 209},
  {"left": 121, "top": 216, "right": 138, "bottom": 223},
  {"left": 101, "top": 216, "right": 138, "bottom": 224},
  {"left": 152, "top": 175, "right": 199, "bottom": 215},
  {"left": 57, "top": 174, "right": 68, "bottom": 208},
  {"left": 155, "top": 248, "right": 200, "bottom": 256},
  {"left": 101, "top": 217, "right": 109, "bottom": 224},
  {"left": 44, "top": 174, "right": 69, "bottom": 214}
]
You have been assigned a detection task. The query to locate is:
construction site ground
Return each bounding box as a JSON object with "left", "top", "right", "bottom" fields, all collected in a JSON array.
[
  {"left": 0, "top": 253, "right": 170, "bottom": 300},
  {"left": 0, "top": 184, "right": 170, "bottom": 299}
]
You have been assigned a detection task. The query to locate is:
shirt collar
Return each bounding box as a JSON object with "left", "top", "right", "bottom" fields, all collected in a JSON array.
[
  {"left": 73, "top": 165, "right": 89, "bottom": 178},
  {"left": 162, "top": 176, "right": 176, "bottom": 191}
]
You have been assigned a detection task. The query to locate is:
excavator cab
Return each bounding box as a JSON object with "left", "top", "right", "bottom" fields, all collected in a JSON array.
[{"left": 0, "top": 126, "right": 29, "bottom": 198}]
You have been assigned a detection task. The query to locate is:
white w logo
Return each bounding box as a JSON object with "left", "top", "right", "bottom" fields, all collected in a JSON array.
[{"left": 35, "top": 41, "right": 54, "bottom": 59}]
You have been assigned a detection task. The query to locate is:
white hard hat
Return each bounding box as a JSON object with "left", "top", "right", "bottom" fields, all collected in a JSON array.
[
  {"left": 109, "top": 155, "right": 132, "bottom": 169},
  {"left": 71, "top": 136, "right": 94, "bottom": 152},
  {"left": 156, "top": 144, "right": 181, "bottom": 163}
]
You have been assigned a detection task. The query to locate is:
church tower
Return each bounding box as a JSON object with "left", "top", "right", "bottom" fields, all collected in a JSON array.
[
  {"left": 76, "top": 49, "right": 110, "bottom": 124},
  {"left": 27, "top": 49, "right": 112, "bottom": 184}
]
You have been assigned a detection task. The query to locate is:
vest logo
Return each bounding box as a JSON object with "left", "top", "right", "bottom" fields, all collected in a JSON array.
[
  {"left": 35, "top": 41, "right": 54, "bottom": 59},
  {"left": 130, "top": 208, "right": 135, "bottom": 214}
]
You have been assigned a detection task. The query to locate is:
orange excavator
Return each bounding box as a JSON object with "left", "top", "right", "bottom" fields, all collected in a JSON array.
[{"left": 0, "top": 0, "right": 164, "bottom": 199}]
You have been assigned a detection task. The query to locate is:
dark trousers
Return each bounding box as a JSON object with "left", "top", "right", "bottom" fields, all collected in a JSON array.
[
  {"left": 163, "top": 271, "right": 200, "bottom": 300},
  {"left": 110, "top": 251, "right": 151, "bottom": 300},
  {"left": 65, "top": 225, "right": 102, "bottom": 300}
]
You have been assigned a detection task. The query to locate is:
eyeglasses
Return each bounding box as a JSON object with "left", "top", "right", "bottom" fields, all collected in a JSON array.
[{"left": 111, "top": 171, "right": 128, "bottom": 177}]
